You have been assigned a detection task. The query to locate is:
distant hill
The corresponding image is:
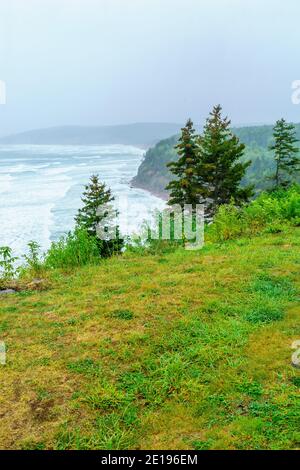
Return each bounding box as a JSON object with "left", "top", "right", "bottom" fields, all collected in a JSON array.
[
  {"left": 132, "top": 123, "right": 300, "bottom": 198},
  {"left": 0, "top": 123, "right": 182, "bottom": 147}
]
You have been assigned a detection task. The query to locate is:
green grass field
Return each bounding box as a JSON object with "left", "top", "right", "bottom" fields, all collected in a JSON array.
[{"left": 0, "top": 229, "right": 299, "bottom": 450}]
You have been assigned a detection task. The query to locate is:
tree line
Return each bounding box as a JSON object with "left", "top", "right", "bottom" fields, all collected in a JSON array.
[
  {"left": 73, "top": 105, "right": 300, "bottom": 257},
  {"left": 1, "top": 108, "right": 299, "bottom": 276},
  {"left": 166, "top": 105, "right": 300, "bottom": 218}
]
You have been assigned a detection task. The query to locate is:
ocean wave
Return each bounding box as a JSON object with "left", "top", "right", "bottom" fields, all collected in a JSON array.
[{"left": 0, "top": 144, "right": 163, "bottom": 258}]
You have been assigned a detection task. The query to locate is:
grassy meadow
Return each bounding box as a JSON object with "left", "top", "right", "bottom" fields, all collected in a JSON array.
[{"left": 0, "top": 228, "right": 299, "bottom": 450}]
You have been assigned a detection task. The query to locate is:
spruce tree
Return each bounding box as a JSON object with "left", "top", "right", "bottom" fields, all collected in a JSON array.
[
  {"left": 166, "top": 119, "right": 199, "bottom": 248},
  {"left": 75, "top": 175, "right": 123, "bottom": 257},
  {"left": 166, "top": 119, "right": 200, "bottom": 207},
  {"left": 197, "top": 105, "right": 253, "bottom": 217},
  {"left": 75, "top": 175, "right": 114, "bottom": 237},
  {"left": 268, "top": 119, "right": 299, "bottom": 189}
]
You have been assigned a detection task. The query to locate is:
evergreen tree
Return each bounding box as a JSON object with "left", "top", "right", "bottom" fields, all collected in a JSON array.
[
  {"left": 268, "top": 119, "right": 299, "bottom": 189},
  {"left": 75, "top": 175, "right": 123, "bottom": 257},
  {"left": 197, "top": 105, "right": 253, "bottom": 217},
  {"left": 75, "top": 175, "right": 114, "bottom": 237},
  {"left": 166, "top": 119, "right": 200, "bottom": 207}
]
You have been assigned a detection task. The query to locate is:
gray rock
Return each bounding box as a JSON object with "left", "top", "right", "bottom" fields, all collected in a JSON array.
[{"left": 0, "top": 289, "right": 16, "bottom": 295}]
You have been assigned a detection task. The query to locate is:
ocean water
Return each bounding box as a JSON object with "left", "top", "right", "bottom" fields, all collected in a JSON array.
[{"left": 0, "top": 145, "right": 165, "bottom": 259}]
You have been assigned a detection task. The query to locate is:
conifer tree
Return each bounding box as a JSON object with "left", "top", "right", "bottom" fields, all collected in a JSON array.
[
  {"left": 268, "top": 119, "right": 299, "bottom": 189},
  {"left": 75, "top": 175, "right": 114, "bottom": 237},
  {"left": 197, "top": 105, "right": 253, "bottom": 217},
  {"left": 75, "top": 175, "right": 123, "bottom": 257},
  {"left": 166, "top": 119, "right": 200, "bottom": 207}
]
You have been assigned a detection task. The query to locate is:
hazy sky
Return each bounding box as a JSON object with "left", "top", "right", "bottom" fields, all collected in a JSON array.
[{"left": 0, "top": 0, "right": 300, "bottom": 136}]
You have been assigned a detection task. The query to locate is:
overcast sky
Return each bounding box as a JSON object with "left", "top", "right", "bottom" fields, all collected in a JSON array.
[{"left": 0, "top": 0, "right": 300, "bottom": 136}]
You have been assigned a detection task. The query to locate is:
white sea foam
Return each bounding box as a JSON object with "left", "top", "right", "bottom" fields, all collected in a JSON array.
[
  {"left": 0, "top": 203, "right": 55, "bottom": 259},
  {"left": 0, "top": 174, "right": 13, "bottom": 194},
  {"left": 0, "top": 144, "right": 164, "bottom": 258}
]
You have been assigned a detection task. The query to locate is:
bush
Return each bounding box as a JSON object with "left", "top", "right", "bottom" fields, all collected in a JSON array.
[
  {"left": 208, "top": 203, "right": 245, "bottom": 242},
  {"left": 125, "top": 210, "right": 184, "bottom": 256},
  {"left": 208, "top": 185, "right": 300, "bottom": 242},
  {"left": 44, "top": 229, "right": 100, "bottom": 270},
  {"left": 244, "top": 186, "right": 300, "bottom": 225},
  {"left": 0, "top": 246, "right": 19, "bottom": 282},
  {"left": 96, "top": 229, "right": 124, "bottom": 259},
  {"left": 22, "top": 241, "right": 44, "bottom": 276}
]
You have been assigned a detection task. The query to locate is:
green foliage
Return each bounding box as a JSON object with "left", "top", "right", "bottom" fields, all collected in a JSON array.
[
  {"left": 244, "top": 273, "right": 295, "bottom": 323},
  {"left": 75, "top": 174, "right": 114, "bottom": 237},
  {"left": 166, "top": 119, "right": 200, "bottom": 207},
  {"left": 192, "top": 439, "right": 213, "bottom": 450},
  {"left": 207, "top": 203, "right": 246, "bottom": 242},
  {"left": 268, "top": 119, "right": 300, "bottom": 189},
  {"left": 166, "top": 107, "right": 253, "bottom": 216},
  {"left": 245, "top": 185, "right": 300, "bottom": 225},
  {"left": 132, "top": 135, "right": 177, "bottom": 196},
  {"left": 110, "top": 310, "right": 134, "bottom": 320},
  {"left": 241, "top": 144, "right": 275, "bottom": 192},
  {"left": 245, "top": 305, "right": 284, "bottom": 324},
  {"left": 44, "top": 228, "right": 100, "bottom": 270},
  {"left": 55, "top": 411, "right": 136, "bottom": 450},
  {"left": 84, "top": 381, "right": 128, "bottom": 410},
  {"left": 75, "top": 174, "right": 124, "bottom": 258},
  {"left": 291, "top": 377, "right": 300, "bottom": 388},
  {"left": 22, "top": 241, "right": 43, "bottom": 275},
  {"left": 142, "top": 209, "right": 185, "bottom": 254},
  {"left": 250, "top": 274, "right": 296, "bottom": 300},
  {"left": 133, "top": 122, "right": 298, "bottom": 198},
  {"left": 1, "top": 227, "right": 300, "bottom": 450},
  {"left": 209, "top": 185, "right": 300, "bottom": 242},
  {"left": 125, "top": 208, "right": 185, "bottom": 256},
  {"left": 0, "top": 246, "right": 18, "bottom": 281},
  {"left": 197, "top": 105, "right": 254, "bottom": 216},
  {"left": 67, "top": 358, "right": 102, "bottom": 377},
  {"left": 20, "top": 441, "right": 46, "bottom": 451}
]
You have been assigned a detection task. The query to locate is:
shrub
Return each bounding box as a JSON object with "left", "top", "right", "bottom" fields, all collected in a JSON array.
[
  {"left": 208, "top": 203, "right": 245, "bottom": 242},
  {"left": 0, "top": 246, "right": 19, "bottom": 281},
  {"left": 140, "top": 209, "right": 187, "bottom": 254},
  {"left": 22, "top": 241, "right": 44, "bottom": 275},
  {"left": 245, "top": 185, "right": 300, "bottom": 225},
  {"left": 208, "top": 185, "right": 300, "bottom": 242},
  {"left": 44, "top": 228, "right": 100, "bottom": 269}
]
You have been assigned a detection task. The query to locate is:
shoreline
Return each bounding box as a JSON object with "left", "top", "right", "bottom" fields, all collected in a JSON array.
[{"left": 130, "top": 179, "right": 168, "bottom": 201}]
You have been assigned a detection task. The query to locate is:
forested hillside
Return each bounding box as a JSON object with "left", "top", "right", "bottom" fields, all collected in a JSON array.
[{"left": 132, "top": 123, "right": 300, "bottom": 197}]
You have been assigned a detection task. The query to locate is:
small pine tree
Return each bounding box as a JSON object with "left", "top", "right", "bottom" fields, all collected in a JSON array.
[
  {"left": 268, "top": 119, "right": 299, "bottom": 189},
  {"left": 166, "top": 119, "right": 200, "bottom": 207},
  {"left": 75, "top": 175, "right": 114, "bottom": 237},
  {"left": 197, "top": 105, "right": 253, "bottom": 217},
  {"left": 75, "top": 175, "right": 123, "bottom": 257}
]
